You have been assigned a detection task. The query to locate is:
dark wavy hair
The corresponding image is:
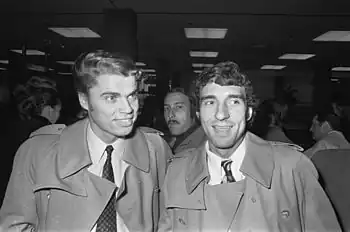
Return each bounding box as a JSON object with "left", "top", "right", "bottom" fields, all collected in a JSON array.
[
  {"left": 13, "top": 76, "right": 60, "bottom": 120},
  {"left": 195, "top": 61, "right": 258, "bottom": 121},
  {"left": 73, "top": 50, "right": 141, "bottom": 95}
]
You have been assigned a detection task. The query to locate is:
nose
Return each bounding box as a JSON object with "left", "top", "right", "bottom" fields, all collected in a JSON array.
[
  {"left": 215, "top": 102, "right": 229, "bottom": 121},
  {"left": 168, "top": 108, "right": 176, "bottom": 119},
  {"left": 120, "top": 97, "right": 133, "bottom": 114}
]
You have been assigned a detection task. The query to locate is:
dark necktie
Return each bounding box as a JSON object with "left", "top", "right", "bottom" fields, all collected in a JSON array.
[
  {"left": 96, "top": 145, "right": 117, "bottom": 232},
  {"left": 221, "top": 160, "right": 236, "bottom": 183}
]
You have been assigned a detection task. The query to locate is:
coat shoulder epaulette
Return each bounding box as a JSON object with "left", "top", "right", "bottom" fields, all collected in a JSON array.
[
  {"left": 29, "top": 124, "right": 66, "bottom": 137},
  {"left": 269, "top": 141, "right": 304, "bottom": 152},
  {"left": 139, "top": 126, "right": 164, "bottom": 136}
]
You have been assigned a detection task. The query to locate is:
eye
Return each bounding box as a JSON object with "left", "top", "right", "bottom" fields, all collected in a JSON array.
[
  {"left": 228, "top": 98, "right": 242, "bottom": 105},
  {"left": 128, "top": 92, "right": 138, "bottom": 101},
  {"left": 104, "top": 95, "right": 117, "bottom": 103},
  {"left": 202, "top": 100, "right": 215, "bottom": 106},
  {"left": 175, "top": 105, "right": 184, "bottom": 110}
]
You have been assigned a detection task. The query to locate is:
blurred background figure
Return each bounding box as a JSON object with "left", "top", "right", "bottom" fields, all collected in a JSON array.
[
  {"left": 305, "top": 105, "right": 350, "bottom": 158},
  {"left": 250, "top": 99, "right": 294, "bottom": 144},
  {"left": 1, "top": 76, "right": 62, "bottom": 204},
  {"left": 163, "top": 87, "right": 206, "bottom": 154}
]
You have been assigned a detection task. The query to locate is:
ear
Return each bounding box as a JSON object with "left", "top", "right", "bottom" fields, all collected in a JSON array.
[
  {"left": 78, "top": 92, "right": 89, "bottom": 111},
  {"left": 321, "top": 121, "right": 332, "bottom": 131},
  {"left": 246, "top": 107, "right": 253, "bottom": 121}
]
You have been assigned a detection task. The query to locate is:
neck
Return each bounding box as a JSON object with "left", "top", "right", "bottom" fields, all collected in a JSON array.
[
  {"left": 89, "top": 119, "right": 119, "bottom": 144},
  {"left": 209, "top": 134, "right": 245, "bottom": 159}
]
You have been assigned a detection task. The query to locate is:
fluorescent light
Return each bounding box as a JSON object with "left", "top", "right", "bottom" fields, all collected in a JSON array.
[
  {"left": 27, "top": 64, "right": 46, "bottom": 72},
  {"left": 261, "top": 65, "right": 286, "bottom": 70},
  {"left": 192, "top": 63, "right": 214, "bottom": 68},
  {"left": 57, "top": 72, "right": 72, "bottom": 75},
  {"left": 11, "top": 49, "right": 45, "bottom": 56},
  {"left": 279, "top": 53, "right": 315, "bottom": 60},
  {"left": 185, "top": 28, "right": 227, "bottom": 39},
  {"left": 141, "top": 69, "right": 156, "bottom": 73},
  {"left": 0, "top": 67, "right": 7, "bottom": 70},
  {"left": 57, "top": 61, "right": 75, "bottom": 65},
  {"left": 313, "top": 31, "right": 350, "bottom": 42},
  {"left": 48, "top": 27, "right": 101, "bottom": 38},
  {"left": 190, "top": 51, "right": 218, "bottom": 58},
  {"left": 136, "top": 62, "right": 146, "bottom": 66},
  {"left": 0, "top": 60, "right": 8, "bottom": 64},
  {"left": 331, "top": 78, "right": 340, "bottom": 82},
  {"left": 194, "top": 70, "right": 202, "bottom": 73},
  {"left": 332, "top": 67, "right": 350, "bottom": 71}
]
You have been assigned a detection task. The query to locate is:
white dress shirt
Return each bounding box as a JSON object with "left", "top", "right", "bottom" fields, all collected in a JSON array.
[
  {"left": 206, "top": 138, "right": 246, "bottom": 185},
  {"left": 87, "top": 124, "right": 129, "bottom": 232}
]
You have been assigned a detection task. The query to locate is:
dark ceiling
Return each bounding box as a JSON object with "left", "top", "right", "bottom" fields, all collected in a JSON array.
[{"left": 1, "top": 0, "right": 350, "bottom": 76}]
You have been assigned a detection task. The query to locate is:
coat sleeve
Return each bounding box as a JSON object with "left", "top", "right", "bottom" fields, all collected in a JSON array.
[
  {"left": 294, "top": 155, "right": 341, "bottom": 232},
  {"left": 0, "top": 140, "right": 38, "bottom": 232}
]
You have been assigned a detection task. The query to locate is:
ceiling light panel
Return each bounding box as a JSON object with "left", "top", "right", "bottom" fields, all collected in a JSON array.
[
  {"left": 192, "top": 63, "right": 214, "bottom": 68},
  {"left": 190, "top": 51, "right": 218, "bottom": 58},
  {"left": 11, "top": 49, "right": 45, "bottom": 56},
  {"left": 279, "top": 53, "right": 315, "bottom": 60},
  {"left": 313, "top": 31, "right": 350, "bottom": 42},
  {"left": 332, "top": 67, "right": 350, "bottom": 71},
  {"left": 57, "top": 61, "right": 75, "bottom": 65},
  {"left": 49, "top": 27, "right": 101, "bottom": 38},
  {"left": 261, "top": 65, "right": 286, "bottom": 70},
  {"left": 136, "top": 62, "right": 146, "bottom": 66},
  {"left": 141, "top": 69, "right": 156, "bottom": 73},
  {"left": 185, "top": 28, "right": 227, "bottom": 39},
  {"left": 0, "top": 60, "right": 8, "bottom": 64}
]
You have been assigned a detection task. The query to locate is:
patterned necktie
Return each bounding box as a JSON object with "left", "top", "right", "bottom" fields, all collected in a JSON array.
[
  {"left": 96, "top": 145, "right": 117, "bottom": 232},
  {"left": 221, "top": 160, "right": 236, "bottom": 183}
]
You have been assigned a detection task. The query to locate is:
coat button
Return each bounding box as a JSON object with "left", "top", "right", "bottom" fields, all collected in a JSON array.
[
  {"left": 251, "top": 197, "right": 256, "bottom": 203},
  {"left": 281, "top": 210, "right": 290, "bottom": 219}
]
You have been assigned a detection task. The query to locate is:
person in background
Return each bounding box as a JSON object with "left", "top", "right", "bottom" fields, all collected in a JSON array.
[
  {"left": 305, "top": 105, "right": 350, "bottom": 159},
  {"left": 0, "top": 50, "right": 171, "bottom": 232},
  {"left": 158, "top": 61, "right": 340, "bottom": 231},
  {"left": 250, "top": 99, "right": 294, "bottom": 144},
  {"left": 163, "top": 87, "right": 206, "bottom": 154}
]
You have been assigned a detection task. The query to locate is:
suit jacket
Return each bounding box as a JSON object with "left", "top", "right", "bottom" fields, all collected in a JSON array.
[
  {"left": 172, "top": 126, "right": 206, "bottom": 154},
  {"left": 0, "top": 119, "right": 171, "bottom": 232},
  {"left": 158, "top": 132, "right": 341, "bottom": 232},
  {"left": 305, "top": 130, "right": 350, "bottom": 159},
  {"left": 312, "top": 149, "right": 350, "bottom": 231}
]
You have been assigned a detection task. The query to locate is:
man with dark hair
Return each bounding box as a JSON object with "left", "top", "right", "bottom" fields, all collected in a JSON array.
[
  {"left": 163, "top": 87, "right": 206, "bottom": 153},
  {"left": 0, "top": 50, "right": 171, "bottom": 232},
  {"left": 305, "top": 106, "right": 350, "bottom": 158},
  {"left": 158, "top": 61, "right": 340, "bottom": 231}
]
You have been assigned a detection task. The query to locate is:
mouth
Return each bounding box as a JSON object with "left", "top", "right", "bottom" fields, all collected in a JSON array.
[
  {"left": 212, "top": 125, "right": 233, "bottom": 132},
  {"left": 115, "top": 118, "right": 133, "bottom": 126}
]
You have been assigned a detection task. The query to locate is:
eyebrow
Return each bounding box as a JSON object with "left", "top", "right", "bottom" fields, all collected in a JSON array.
[
  {"left": 100, "top": 89, "right": 138, "bottom": 98},
  {"left": 164, "top": 102, "right": 185, "bottom": 106},
  {"left": 200, "top": 94, "right": 245, "bottom": 102}
]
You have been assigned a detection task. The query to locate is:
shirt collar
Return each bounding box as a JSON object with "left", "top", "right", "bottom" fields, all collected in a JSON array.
[
  {"left": 205, "top": 137, "right": 246, "bottom": 165},
  {"left": 87, "top": 123, "right": 123, "bottom": 165}
]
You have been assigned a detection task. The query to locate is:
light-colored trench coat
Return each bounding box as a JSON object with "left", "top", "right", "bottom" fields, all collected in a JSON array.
[
  {"left": 158, "top": 132, "right": 341, "bottom": 232},
  {"left": 0, "top": 119, "right": 171, "bottom": 232}
]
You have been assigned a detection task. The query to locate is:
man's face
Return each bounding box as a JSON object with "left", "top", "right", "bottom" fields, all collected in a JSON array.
[
  {"left": 164, "top": 92, "right": 194, "bottom": 136},
  {"left": 79, "top": 73, "right": 139, "bottom": 143},
  {"left": 310, "top": 115, "right": 323, "bottom": 141},
  {"left": 199, "top": 83, "right": 251, "bottom": 156}
]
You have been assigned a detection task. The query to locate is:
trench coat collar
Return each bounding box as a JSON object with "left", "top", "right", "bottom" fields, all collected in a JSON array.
[{"left": 186, "top": 132, "right": 275, "bottom": 194}]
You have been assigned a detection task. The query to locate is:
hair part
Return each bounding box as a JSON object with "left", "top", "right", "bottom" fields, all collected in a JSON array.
[{"left": 73, "top": 50, "right": 141, "bottom": 95}]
